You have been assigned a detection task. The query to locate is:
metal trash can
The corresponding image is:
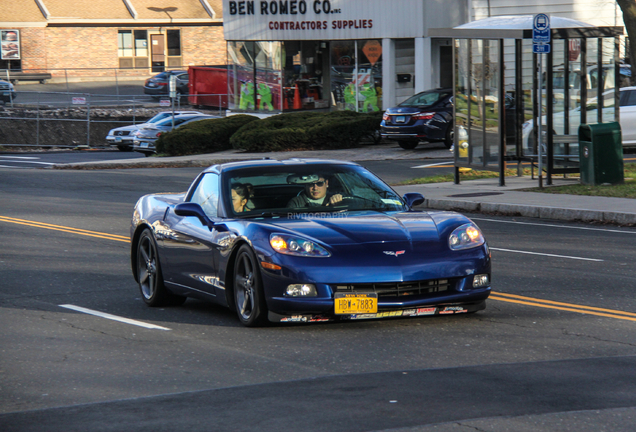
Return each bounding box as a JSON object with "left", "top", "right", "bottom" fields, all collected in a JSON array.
[{"left": 578, "top": 122, "right": 624, "bottom": 185}]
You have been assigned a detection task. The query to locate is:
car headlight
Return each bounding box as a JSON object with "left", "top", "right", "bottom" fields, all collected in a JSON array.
[
  {"left": 448, "top": 223, "right": 485, "bottom": 251},
  {"left": 270, "top": 234, "right": 330, "bottom": 257}
]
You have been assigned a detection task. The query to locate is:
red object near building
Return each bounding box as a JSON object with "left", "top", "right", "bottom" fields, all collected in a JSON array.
[{"left": 188, "top": 65, "right": 229, "bottom": 108}]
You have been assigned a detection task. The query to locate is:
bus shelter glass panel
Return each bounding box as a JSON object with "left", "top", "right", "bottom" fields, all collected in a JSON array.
[
  {"left": 551, "top": 39, "right": 566, "bottom": 136},
  {"left": 469, "top": 39, "right": 485, "bottom": 165},
  {"left": 503, "top": 39, "right": 516, "bottom": 157},
  {"left": 521, "top": 39, "right": 534, "bottom": 156},
  {"left": 228, "top": 41, "right": 256, "bottom": 110},
  {"left": 454, "top": 39, "right": 470, "bottom": 165},
  {"left": 584, "top": 38, "right": 600, "bottom": 125},
  {"left": 484, "top": 39, "right": 499, "bottom": 168},
  {"left": 601, "top": 38, "right": 617, "bottom": 123},
  {"left": 254, "top": 41, "right": 282, "bottom": 111}
]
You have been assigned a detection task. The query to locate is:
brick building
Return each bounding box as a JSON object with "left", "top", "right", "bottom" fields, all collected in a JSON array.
[{"left": 0, "top": 0, "right": 225, "bottom": 79}]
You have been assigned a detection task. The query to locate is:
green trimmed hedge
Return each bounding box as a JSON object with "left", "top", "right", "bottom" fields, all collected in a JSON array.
[
  {"left": 230, "top": 111, "right": 383, "bottom": 152},
  {"left": 155, "top": 111, "right": 383, "bottom": 156},
  {"left": 155, "top": 114, "right": 259, "bottom": 156}
]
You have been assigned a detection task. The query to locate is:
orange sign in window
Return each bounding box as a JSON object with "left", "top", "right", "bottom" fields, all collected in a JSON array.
[{"left": 362, "top": 40, "right": 382, "bottom": 66}]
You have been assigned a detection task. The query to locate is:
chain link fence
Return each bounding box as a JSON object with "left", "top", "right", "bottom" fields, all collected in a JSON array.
[{"left": 0, "top": 67, "right": 227, "bottom": 148}]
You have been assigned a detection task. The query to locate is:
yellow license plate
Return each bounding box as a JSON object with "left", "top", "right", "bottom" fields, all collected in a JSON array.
[{"left": 334, "top": 293, "right": 378, "bottom": 314}]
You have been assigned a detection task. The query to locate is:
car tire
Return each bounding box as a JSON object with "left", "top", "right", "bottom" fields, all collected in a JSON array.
[
  {"left": 116, "top": 145, "right": 132, "bottom": 152},
  {"left": 136, "top": 229, "right": 186, "bottom": 307},
  {"left": 398, "top": 140, "right": 419, "bottom": 150},
  {"left": 233, "top": 245, "right": 268, "bottom": 327},
  {"left": 444, "top": 125, "right": 454, "bottom": 149}
]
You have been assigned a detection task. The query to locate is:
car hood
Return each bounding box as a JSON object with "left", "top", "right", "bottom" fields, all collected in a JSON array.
[
  {"left": 112, "top": 124, "right": 147, "bottom": 133},
  {"left": 266, "top": 211, "right": 445, "bottom": 246}
]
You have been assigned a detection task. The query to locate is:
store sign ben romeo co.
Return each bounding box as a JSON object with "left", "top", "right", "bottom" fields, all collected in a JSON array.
[{"left": 223, "top": 0, "right": 388, "bottom": 40}]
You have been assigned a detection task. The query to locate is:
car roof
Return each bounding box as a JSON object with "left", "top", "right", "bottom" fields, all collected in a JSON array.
[{"left": 203, "top": 158, "right": 361, "bottom": 174}]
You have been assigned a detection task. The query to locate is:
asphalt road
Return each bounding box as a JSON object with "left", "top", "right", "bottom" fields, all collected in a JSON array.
[
  {"left": 0, "top": 150, "right": 455, "bottom": 183},
  {"left": 1, "top": 166, "right": 636, "bottom": 431}
]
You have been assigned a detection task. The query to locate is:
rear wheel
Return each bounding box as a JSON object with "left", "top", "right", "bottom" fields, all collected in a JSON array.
[
  {"left": 398, "top": 140, "right": 419, "bottom": 150},
  {"left": 444, "top": 125, "right": 454, "bottom": 149},
  {"left": 136, "top": 229, "right": 186, "bottom": 307},
  {"left": 233, "top": 245, "right": 268, "bottom": 327}
]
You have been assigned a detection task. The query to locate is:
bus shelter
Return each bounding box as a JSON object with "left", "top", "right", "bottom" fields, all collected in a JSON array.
[{"left": 429, "top": 16, "right": 623, "bottom": 186}]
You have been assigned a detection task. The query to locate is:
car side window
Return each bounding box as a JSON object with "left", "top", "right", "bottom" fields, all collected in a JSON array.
[{"left": 189, "top": 173, "right": 220, "bottom": 218}]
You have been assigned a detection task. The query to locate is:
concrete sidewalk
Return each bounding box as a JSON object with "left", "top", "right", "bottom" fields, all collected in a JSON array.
[
  {"left": 51, "top": 143, "right": 636, "bottom": 226},
  {"left": 393, "top": 176, "right": 636, "bottom": 226}
]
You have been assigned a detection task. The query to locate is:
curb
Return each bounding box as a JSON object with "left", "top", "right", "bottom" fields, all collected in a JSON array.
[{"left": 425, "top": 198, "right": 636, "bottom": 226}]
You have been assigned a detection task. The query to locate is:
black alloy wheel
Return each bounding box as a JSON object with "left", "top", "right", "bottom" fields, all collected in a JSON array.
[
  {"left": 444, "top": 125, "right": 454, "bottom": 149},
  {"left": 233, "top": 245, "right": 268, "bottom": 327},
  {"left": 136, "top": 229, "right": 186, "bottom": 307}
]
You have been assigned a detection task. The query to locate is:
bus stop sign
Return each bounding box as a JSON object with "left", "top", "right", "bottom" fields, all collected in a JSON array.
[{"left": 533, "top": 14, "right": 550, "bottom": 53}]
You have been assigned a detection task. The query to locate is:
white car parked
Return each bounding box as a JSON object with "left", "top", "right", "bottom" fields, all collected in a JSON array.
[
  {"left": 106, "top": 110, "right": 202, "bottom": 151},
  {"left": 522, "top": 86, "right": 636, "bottom": 153}
]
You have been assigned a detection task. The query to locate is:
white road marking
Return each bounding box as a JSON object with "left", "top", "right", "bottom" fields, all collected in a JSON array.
[
  {"left": 490, "top": 247, "right": 604, "bottom": 262},
  {"left": 59, "top": 304, "right": 171, "bottom": 330},
  {"left": 411, "top": 161, "right": 453, "bottom": 169},
  {"left": 0, "top": 156, "right": 41, "bottom": 160},
  {"left": 0, "top": 159, "right": 54, "bottom": 165},
  {"left": 472, "top": 217, "right": 636, "bottom": 235}
]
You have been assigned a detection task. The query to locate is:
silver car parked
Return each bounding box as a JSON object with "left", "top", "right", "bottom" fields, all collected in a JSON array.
[
  {"left": 132, "top": 114, "right": 219, "bottom": 156},
  {"left": 106, "top": 110, "right": 202, "bottom": 151}
]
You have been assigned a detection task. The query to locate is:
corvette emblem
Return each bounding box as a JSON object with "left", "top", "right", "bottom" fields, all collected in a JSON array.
[{"left": 383, "top": 250, "right": 406, "bottom": 257}]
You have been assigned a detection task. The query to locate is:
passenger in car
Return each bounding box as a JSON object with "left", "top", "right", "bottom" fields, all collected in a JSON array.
[
  {"left": 231, "top": 183, "right": 250, "bottom": 213},
  {"left": 286, "top": 174, "right": 343, "bottom": 208}
]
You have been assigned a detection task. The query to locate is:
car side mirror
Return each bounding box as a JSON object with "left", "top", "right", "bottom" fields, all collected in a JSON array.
[
  {"left": 403, "top": 193, "right": 425, "bottom": 209},
  {"left": 174, "top": 203, "right": 214, "bottom": 228}
]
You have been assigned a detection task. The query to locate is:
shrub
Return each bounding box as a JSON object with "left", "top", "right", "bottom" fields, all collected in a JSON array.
[
  {"left": 155, "top": 114, "right": 259, "bottom": 156},
  {"left": 230, "top": 111, "right": 382, "bottom": 152}
]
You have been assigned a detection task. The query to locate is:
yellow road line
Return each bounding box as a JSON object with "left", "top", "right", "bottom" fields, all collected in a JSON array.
[
  {"left": 0, "top": 216, "right": 129, "bottom": 243},
  {"left": 3, "top": 216, "right": 636, "bottom": 322},
  {"left": 490, "top": 292, "right": 636, "bottom": 322}
]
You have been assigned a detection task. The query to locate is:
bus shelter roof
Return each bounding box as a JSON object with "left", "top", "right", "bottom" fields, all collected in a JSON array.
[{"left": 428, "top": 15, "right": 623, "bottom": 39}]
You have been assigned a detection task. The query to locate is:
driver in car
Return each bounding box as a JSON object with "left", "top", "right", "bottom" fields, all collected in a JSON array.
[{"left": 286, "top": 174, "right": 343, "bottom": 208}]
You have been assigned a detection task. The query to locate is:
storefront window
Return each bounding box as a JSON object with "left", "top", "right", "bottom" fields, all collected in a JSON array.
[
  {"left": 167, "top": 30, "right": 181, "bottom": 56},
  {"left": 118, "top": 30, "right": 133, "bottom": 57},
  {"left": 330, "top": 40, "right": 382, "bottom": 112},
  {"left": 228, "top": 41, "right": 283, "bottom": 111},
  {"left": 134, "top": 30, "right": 148, "bottom": 57},
  {"left": 282, "top": 41, "right": 328, "bottom": 110}
]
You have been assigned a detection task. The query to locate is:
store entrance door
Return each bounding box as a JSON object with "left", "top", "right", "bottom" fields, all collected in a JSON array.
[{"left": 151, "top": 34, "right": 165, "bottom": 72}]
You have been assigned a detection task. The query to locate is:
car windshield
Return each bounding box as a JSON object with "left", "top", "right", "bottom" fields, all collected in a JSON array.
[
  {"left": 399, "top": 91, "right": 449, "bottom": 108},
  {"left": 225, "top": 164, "right": 407, "bottom": 217},
  {"left": 156, "top": 116, "right": 198, "bottom": 127},
  {"left": 147, "top": 112, "right": 172, "bottom": 123}
]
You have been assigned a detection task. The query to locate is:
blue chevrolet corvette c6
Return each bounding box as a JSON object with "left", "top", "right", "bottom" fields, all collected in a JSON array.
[{"left": 130, "top": 159, "right": 491, "bottom": 327}]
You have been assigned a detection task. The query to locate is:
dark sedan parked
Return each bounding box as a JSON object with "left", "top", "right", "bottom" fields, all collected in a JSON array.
[
  {"left": 381, "top": 88, "right": 453, "bottom": 149},
  {"left": 143, "top": 70, "right": 189, "bottom": 98},
  {"left": 131, "top": 159, "right": 491, "bottom": 327},
  {"left": 0, "top": 79, "right": 17, "bottom": 103}
]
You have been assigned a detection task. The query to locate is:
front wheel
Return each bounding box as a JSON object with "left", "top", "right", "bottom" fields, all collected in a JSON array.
[
  {"left": 398, "top": 140, "right": 419, "bottom": 150},
  {"left": 233, "top": 245, "right": 268, "bottom": 327},
  {"left": 136, "top": 229, "right": 186, "bottom": 307}
]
